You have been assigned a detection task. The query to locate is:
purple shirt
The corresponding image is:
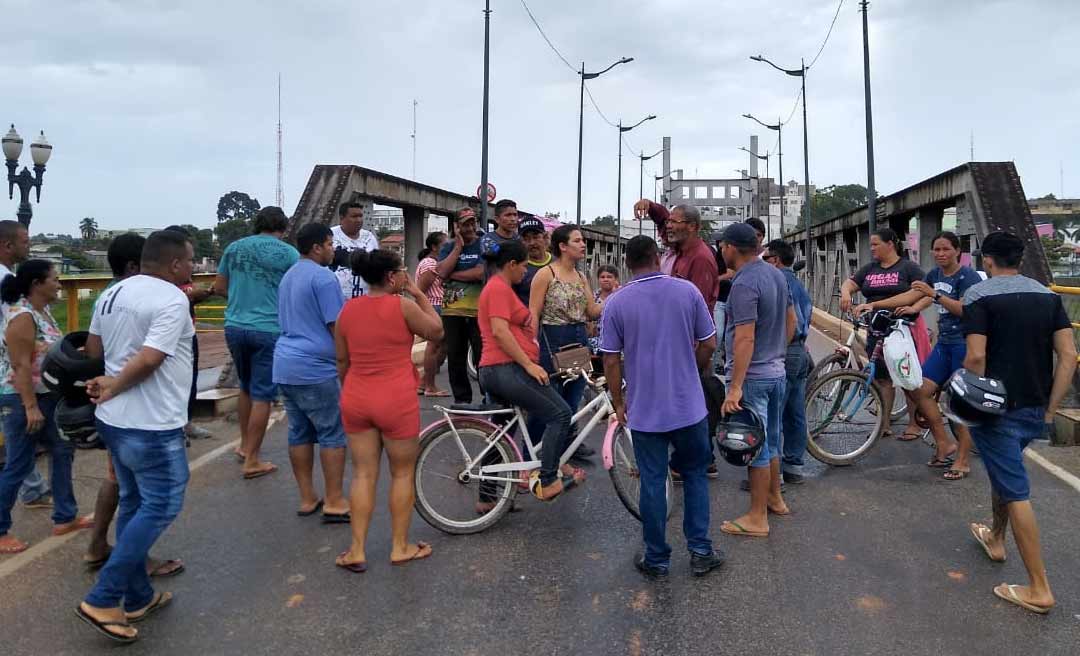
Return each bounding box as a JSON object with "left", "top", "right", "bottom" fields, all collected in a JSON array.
[
  {"left": 724, "top": 258, "right": 791, "bottom": 380},
  {"left": 599, "top": 272, "right": 716, "bottom": 433}
]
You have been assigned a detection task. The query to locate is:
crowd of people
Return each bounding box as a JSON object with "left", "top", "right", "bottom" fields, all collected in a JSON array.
[{"left": 0, "top": 194, "right": 1071, "bottom": 642}]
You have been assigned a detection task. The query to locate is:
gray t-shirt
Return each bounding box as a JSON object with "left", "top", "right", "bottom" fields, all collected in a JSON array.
[{"left": 725, "top": 258, "right": 792, "bottom": 380}]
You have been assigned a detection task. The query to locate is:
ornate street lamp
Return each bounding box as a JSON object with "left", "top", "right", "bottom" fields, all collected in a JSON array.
[{"left": 3, "top": 125, "right": 52, "bottom": 227}]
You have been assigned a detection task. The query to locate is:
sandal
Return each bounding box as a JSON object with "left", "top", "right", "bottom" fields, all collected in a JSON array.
[
  {"left": 0, "top": 535, "right": 28, "bottom": 554},
  {"left": 720, "top": 520, "right": 769, "bottom": 538},
  {"left": 927, "top": 455, "right": 956, "bottom": 468},
  {"left": 52, "top": 514, "right": 95, "bottom": 536},
  {"left": 149, "top": 558, "right": 185, "bottom": 578},
  {"left": 943, "top": 469, "right": 968, "bottom": 481},
  {"left": 335, "top": 551, "right": 367, "bottom": 573},
  {"left": 391, "top": 542, "right": 433, "bottom": 566},
  {"left": 993, "top": 583, "right": 1053, "bottom": 615},
  {"left": 75, "top": 605, "right": 138, "bottom": 644},
  {"left": 898, "top": 430, "right": 923, "bottom": 442},
  {"left": 126, "top": 591, "right": 173, "bottom": 623},
  {"left": 970, "top": 523, "right": 1006, "bottom": 562}
]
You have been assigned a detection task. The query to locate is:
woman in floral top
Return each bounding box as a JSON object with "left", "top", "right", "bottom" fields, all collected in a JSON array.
[{"left": 0, "top": 260, "right": 92, "bottom": 554}]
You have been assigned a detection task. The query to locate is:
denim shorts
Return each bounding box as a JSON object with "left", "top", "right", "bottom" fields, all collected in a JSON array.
[
  {"left": 741, "top": 376, "right": 786, "bottom": 468},
  {"left": 922, "top": 342, "right": 966, "bottom": 387},
  {"left": 225, "top": 327, "right": 279, "bottom": 402},
  {"left": 970, "top": 406, "right": 1044, "bottom": 503},
  {"left": 279, "top": 379, "right": 347, "bottom": 449}
]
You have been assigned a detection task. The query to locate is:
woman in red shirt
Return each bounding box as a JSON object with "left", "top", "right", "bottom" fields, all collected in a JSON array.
[
  {"left": 477, "top": 241, "right": 581, "bottom": 502},
  {"left": 334, "top": 249, "right": 443, "bottom": 572}
]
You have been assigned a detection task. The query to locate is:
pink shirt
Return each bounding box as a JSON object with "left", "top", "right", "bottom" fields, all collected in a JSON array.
[{"left": 416, "top": 257, "right": 444, "bottom": 307}]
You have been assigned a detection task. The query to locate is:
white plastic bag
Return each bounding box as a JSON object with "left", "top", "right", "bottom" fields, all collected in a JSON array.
[{"left": 883, "top": 323, "right": 923, "bottom": 391}]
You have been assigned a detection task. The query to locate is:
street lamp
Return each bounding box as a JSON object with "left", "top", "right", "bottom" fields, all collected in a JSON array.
[
  {"left": 739, "top": 146, "right": 771, "bottom": 238},
  {"left": 479, "top": 0, "right": 492, "bottom": 228},
  {"left": 576, "top": 57, "right": 633, "bottom": 225},
  {"left": 742, "top": 114, "right": 784, "bottom": 236},
  {"left": 654, "top": 174, "right": 664, "bottom": 203},
  {"left": 616, "top": 114, "right": 655, "bottom": 227},
  {"left": 638, "top": 147, "right": 663, "bottom": 235},
  {"left": 3, "top": 125, "right": 52, "bottom": 227},
  {"left": 750, "top": 54, "right": 813, "bottom": 279}
]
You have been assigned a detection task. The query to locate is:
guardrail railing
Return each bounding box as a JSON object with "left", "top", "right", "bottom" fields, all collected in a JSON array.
[{"left": 59, "top": 273, "right": 220, "bottom": 333}]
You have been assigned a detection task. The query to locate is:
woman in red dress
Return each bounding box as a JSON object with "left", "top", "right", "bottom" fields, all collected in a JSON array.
[{"left": 334, "top": 249, "right": 443, "bottom": 573}]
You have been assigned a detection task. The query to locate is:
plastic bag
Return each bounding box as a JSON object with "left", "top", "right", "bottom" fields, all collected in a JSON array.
[{"left": 883, "top": 323, "right": 923, "bottom": 391}]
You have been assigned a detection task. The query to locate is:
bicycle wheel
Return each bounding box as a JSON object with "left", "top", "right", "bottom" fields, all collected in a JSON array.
[
  {"left": 808, "top": 352, "right": 846, "bottom": 386},
  {"left": 466, "top": 344, "right": 478, "bottom": 380},
  {"left": 414, "top": 422, "right": 516, "bottom": 534},
  {"left": 608, "top": 425, "right": 673, "bottom": 522},
  {"left": 805, "top": 369, "right": 885, "bottom": 466}
]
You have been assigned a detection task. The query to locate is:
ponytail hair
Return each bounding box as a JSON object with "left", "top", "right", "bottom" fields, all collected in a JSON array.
[
  {"left": 418, "top": 231, "right": 446, "bottom": 262},
  {"left": 350, "top": 249, "right": 402, "bottom": 286},
  {"left": 481, "top": 240, "right": 527, "bottom": 269},
  {"left": 873, "top": 227, "right": 904, "bottom": 257},
  {"left": 0, "top": 259, "right": 54, "bottom": 305}
]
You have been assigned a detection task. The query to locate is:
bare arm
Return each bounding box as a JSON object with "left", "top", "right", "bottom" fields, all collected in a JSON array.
[
  {"left": 936, "top": 295, "right": 963, "bottom": 317},
  {"left": 335, "top": 323, "right": 350, "bottom": 384},
  {"left": 401, "top": 296, "right": 444, "bottom": 342},
  {"left": 529, "top": 267, "right": 553, "bottom": 333},
  {"left": 963, "top": 334, "right": 987, "bottom": 375},
  {"left": 786, "top": 306, "right": 796, "bottom": 344},
  {"left": 839, "top": 279, "right": 860, "bottom": 312},
  {"left": 695, "top": 335, "right": 717, "bottom": 373},
  {"left": 1047, "top": 328, "right": 1078, "bottom": 421},
  {"left": 6, "top": 314, "right": 44, "bottom": 431},
  {"left": 722, "top": 322, "right": 755, "bottom": 414},
  {"left": 449, "top": 266, "right": 484, "bottom": 282},
  {"left": 85, "top": 333, "right": 104, "bottom": 360},
  {"left": 87, "top": 347, "right": 168, "bottom": 405},
  {"left": 417, "top": 268, "right": 438, "bottom": 294},
  {"left": 603, "top": 353, "right": 627, "bottom": 426},
  {"left": 435, "top": 241, "right": 462, "bottom": 279},
  {"left": 212, "top": 273, "right": 229, "bottom": 299},
  {"left": 581, "top": 274, "right": 601, "bottom": 320}
]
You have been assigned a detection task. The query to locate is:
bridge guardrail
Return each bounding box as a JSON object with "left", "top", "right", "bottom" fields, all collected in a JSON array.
[
  {"left": 59, "top": 273, "right": 220, "bottom": 333},
  {"left": 1050, "top": 285, "right": 1080, "bottom": 363}
]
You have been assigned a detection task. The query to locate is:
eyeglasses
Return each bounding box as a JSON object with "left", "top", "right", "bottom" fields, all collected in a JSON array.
[{"left": 666, "top": 218, "right": 693, "bottom": 226}]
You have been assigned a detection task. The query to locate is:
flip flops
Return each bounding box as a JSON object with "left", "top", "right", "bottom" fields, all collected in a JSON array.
[
  {"left": 321, "top": 512, "right": 351, "bottom": 525},
  {"left": 52, "top": 515, "right": 95, "bottom": 536},
  {"left": 391, "top": 542, "right": 433, "bottom": 566},
  {"left": 720, "top": 520, "right": 769, "bottom": 538},
  {"left": 943, "top": 469, "right": 968, "bottom": 481},
  {"left": 335, "top": 551, "right": 367, "bottom": 573},
  {"left": 243, "top": 464, "right": 278, "bottom": 480},
  {"left": 126, "top": 591, "right": 173, "bottom": 623},
  {"left": 970, "top": 523, "right": 1006, "bottom": 562},
  {"left": 0, "top": 535, "right": 28, "bottom": 554},
  {"left": 149, "top": 559, "right": 185, "bottom": 578},
  {"left": 297, "top": 499, "right": 324, "bottom": 517},
  {"left": 993, "top": 584, "right": 1053, "bottom": 615},
  {"left": 927, "top": 455, "right": 956, "bottom": 468},
  {"left": 75, "top": 605, "right": 137, "bottom": 644}
]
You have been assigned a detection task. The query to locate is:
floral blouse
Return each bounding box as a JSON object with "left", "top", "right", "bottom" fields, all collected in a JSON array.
[{"left": 0, "top": 299, "right": 62, "bottom": 395}]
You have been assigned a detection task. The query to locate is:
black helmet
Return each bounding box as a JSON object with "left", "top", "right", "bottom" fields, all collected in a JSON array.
[
  {"left": 55, "top": 397, "right": 101, "bottom": 449},
  {"left": 940, "top": 369, "right": 1008, "bottom": 427},
  {"left": 715, "top": 408, "right": 766, "bottom": 467},
  {"left": 41, "top": 331, "right": 104, "bottom": 405}
]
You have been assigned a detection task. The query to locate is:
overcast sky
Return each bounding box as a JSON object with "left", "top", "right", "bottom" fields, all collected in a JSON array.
[{"left": 7, "top": 0, "right": 1079, "bottom": 235}]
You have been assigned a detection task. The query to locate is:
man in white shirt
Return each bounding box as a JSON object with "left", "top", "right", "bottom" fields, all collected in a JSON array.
[
  {"left": 330, "top": 202, "right": 379, "bottom": 299},
  {"left": 77, "top": 230, "right": 195, "bottom": 644}
]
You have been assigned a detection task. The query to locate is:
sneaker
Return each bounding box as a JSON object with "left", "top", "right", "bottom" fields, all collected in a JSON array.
[
  {"left": 739, "top": 479, "right": 786, "bottom": 492},
  {"left": 186, "top": 424, "right": 213, "bottom": 440},
  {"left": 782, "top": 471, "right": 805, "bottom": 485},
  {"left": 705, "top": 463, "right": 720, "bottom": 479},
  {"left": 22, "top": 494, "right": 53, "bottom": 509},
  {"left": 690, "top": 549, "right": 725, "bottom": 577},
  {"left": 634, "top": 553, "right": 669, "bottom": 580}
]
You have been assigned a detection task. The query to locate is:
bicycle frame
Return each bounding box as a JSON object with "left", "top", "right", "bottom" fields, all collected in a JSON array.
[{"left": 431, "top": 371, "right": 616, "bottom": 486}]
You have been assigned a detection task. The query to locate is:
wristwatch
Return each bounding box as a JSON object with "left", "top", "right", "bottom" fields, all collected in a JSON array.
[{"left": 933, "top": 292, "right": 942, "bottom": 303}]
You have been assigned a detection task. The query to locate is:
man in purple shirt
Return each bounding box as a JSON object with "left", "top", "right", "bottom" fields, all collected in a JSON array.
[
  {"left": 600, "top": 236, "right": 723, "bottom": 579},
  {"left": 719, "top": 223, "right": 796, "bottom": 539}
]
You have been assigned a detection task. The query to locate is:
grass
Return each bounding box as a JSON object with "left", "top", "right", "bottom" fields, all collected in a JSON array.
[{"left": 52, "top": 293, "right": 226, "bottom": 333}]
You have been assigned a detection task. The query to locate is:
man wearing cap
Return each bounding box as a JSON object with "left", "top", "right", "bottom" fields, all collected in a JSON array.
[
  {"left": 436, "top": 208, "right": 485, "bottom": 404},
  {"left": 514, "top": 215, "right": 551, "bottom": 306},
  {"left": 719, "top": 223, "right": 795, "bottom": 539}
]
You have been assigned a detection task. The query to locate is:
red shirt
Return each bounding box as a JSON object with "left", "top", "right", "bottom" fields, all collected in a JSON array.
[
  {"left": 478, "top": 275, "right": 540, "bottom": 367},
  {"left": 672, "top": 236, "right": 719, "bottom": 314}
]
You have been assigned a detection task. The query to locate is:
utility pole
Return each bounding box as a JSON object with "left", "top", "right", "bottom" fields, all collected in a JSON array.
[
  {"left": 411, "top": 99, "right": 418, "bottom": 180},
  {"left": 276, "top": 73, "right": 284, "bottom": 208},
  {"left": 479, "top": 0, "right": 491, "bottom": 227},
  {"left": 861, "top": 1, "right": 877, "bottom": 234},
  {"left": 800, "top": 57, "right": 813, "bottom": 280}
]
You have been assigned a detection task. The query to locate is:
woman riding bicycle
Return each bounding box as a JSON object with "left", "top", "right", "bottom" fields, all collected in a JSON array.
[
  {"left": 907, "top": 232, "right": 981, "bottom": 478},
  {"left": 477, "top": 241, "right": 582, "bottom": 502},
  {"left": 839, "top": 227, "right": 930, "bottom": 440}
]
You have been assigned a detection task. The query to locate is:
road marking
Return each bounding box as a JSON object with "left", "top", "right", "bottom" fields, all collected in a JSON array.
[
  {"left": 0, "top": 411, "right": 284, "bottom": 581},
  {"left": 1025, "top": 449, "right": 1080, "bottom": 494}
]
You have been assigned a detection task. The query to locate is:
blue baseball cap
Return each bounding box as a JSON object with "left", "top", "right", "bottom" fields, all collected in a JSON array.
[{"left": 720, "top": 222, "right": 758, "bottom": 248}]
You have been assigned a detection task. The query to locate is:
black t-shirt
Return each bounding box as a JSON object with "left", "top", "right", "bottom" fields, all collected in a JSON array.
[
  {"left": 962, "top": 275, "right": 1071, "bottom": 409},
  {"left": 851, "top": 258, "right": 924, "bottom": 304}
]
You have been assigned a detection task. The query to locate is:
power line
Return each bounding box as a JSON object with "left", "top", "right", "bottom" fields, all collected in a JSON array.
[
  {"left": 807, "top": 0, "right": 846, "bottom": 69},
  {"left": 769, "top": 87, "right": 803, "bottom": 154},
  {"left": 519, "top": 0, "right": 578, "bottom": 73},
  {"left": 584, "top": 83, "right": 618, "bottom": 128}
]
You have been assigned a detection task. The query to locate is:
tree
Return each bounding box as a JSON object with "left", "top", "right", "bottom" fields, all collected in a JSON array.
[
  {"left": 798, "top": 184, "right": 871, "bottom": 229},
  {"left": 173, "top": 223, "right": 215, "bottom": 260},
  {"left": 214, "top": 191, "right": 261, "bottom": 254},
  {"left": 1041, "top": 235, "right": 1072, "bottom": 265},
  {"left": 79, "top": 217, "right": 98, "bottom": 240},
  {"left": 590, "top": 215, "right": 619, "bottom": 234}
]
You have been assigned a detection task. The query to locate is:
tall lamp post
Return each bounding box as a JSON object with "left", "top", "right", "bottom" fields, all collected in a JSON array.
[
  {"left": 654, "top": 174, "right": 664, "bottom": 203},
  {"left": 750, "top": 54, "right": 812, "bottom": 279},
  {"left": 576, "top": 57, "right": 633, "bottom": 225},
  {"left": 860, "top": 0, "right": 877, "bottom": 233},
  {"left": 479, "top": 0, "right": 492, "bottom": 228},
  {"left": 2, "top": 125, "right": 52, "bottom": 228},
  {"left": 616, "top": 115, "right": 655, "bottom": 227},
  {"left": 638, "top": 148, "right": 663, "bottom": 234},
  {"left": 742, "top": 114, "right": 784, "bottom": 236},
  {"left": 739, "top": 146, "right": 771, "bottom": 238}
]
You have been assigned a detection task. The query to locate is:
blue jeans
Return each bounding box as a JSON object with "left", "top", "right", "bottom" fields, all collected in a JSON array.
[
  {"left": 19, "top": 469, "right": 49, "bottom": 504},
  {"left": 970, "top": 406, "right": 1044, "bottom": 503},
  {"left": 280, "top": 379, "right": 347, "bottom": 449},
  {"left": 781, "top": 344, "right": 811, "bottom": 474},
  {"left": 225, "top": 327, "right": 279, "bottom": 402},
  {"left": 479, "top": 363, "right": 572, "bottom": 486},
  {"left": 528, "top": 323, "right": 588, "bottom": 452},
  {"left": 85, "top": 422, "right": 189, "bottom": 611},
  {"left": 632, "top": 417, "right": 712, "bottom": 569},
  {"left": 742, "top": 377, "right": 786, "bottom": 469},
  {"left": 0, "top": 393, "right": 76, "bottom": 535}
]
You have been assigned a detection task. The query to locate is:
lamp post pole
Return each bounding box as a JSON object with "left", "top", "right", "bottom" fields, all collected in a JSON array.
[
  {"left": 739, "top": 146, "right": 770, "bottom": 237},
  {"left": 2, "top": 125, "right": 52, "bottom": 228},
  {"left": 638, "top": 148, "right": 663, "bottom": 235},
  {"left": 479, "top": 0, "right": 491, "bottom": 227},
  {"left": 616, "top": 115, "right": 656, "bottom": 229},
  {"left": 576, "top": 57, "right": 634, "bottom": 225},
  {"left": 742, "top": 114, "right": 784, "bottom": 236},
  {"left": 861, "top": 0, "right": 877, "bottom": 233}
]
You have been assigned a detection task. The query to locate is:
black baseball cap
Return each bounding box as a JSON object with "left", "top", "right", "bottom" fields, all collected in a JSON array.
[
  {"left": 720, "top": 223, "right": 758, "bottom": 249},
  {"left": 519, "top": 216, "right": 545, "bottom": 235}
]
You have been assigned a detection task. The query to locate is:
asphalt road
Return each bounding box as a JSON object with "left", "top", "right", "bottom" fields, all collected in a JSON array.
[{"left": 2, "top": 337, "right": 1080, "bottom": 655}]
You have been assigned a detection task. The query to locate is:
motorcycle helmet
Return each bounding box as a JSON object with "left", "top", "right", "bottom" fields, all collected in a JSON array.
[
  {"left": 41, "top": 331, "right": 104, "bottom": 405},
  {"left": 715, "top": 408, "right": 766, "bottom": 467},
  {"left": 55, "top": 397, "right": 100, "bottom": 449},
  {"left": 940, "top": 369, "right": 1008, "bottom": 427}
]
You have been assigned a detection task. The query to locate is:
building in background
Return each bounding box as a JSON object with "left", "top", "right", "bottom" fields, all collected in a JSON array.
[
  {"left": 379, "top": 233, "right": 405, "bottom": 258},
  {"left": 769, "top": 180, "right": 817, "bottom": 236},
  {"left": 368, "top": 208, "right": 404, "bottom": 232}
]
